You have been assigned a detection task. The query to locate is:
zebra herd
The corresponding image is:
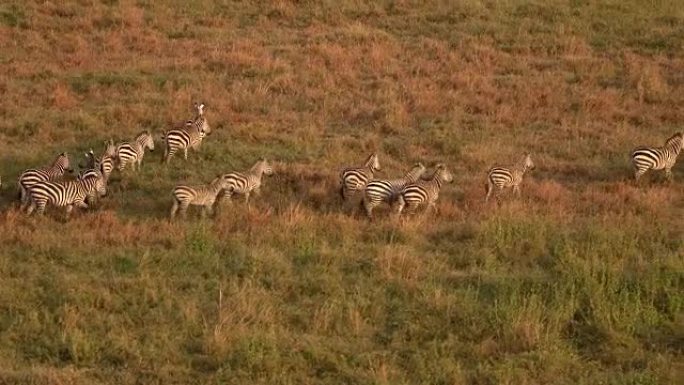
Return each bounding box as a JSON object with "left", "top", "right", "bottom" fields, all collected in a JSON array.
[{"left": 1, "top": 101, "right": 683, "bottom": 221}]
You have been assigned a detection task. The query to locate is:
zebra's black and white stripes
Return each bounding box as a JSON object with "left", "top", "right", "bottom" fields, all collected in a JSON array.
[
  {"left": 339, "top": 153, "right": 381, "bottom": 201},
  {"left": 115, "top": 131, "right": 155, "bottom": 171},
  {"left": 162, "top": 102, "right": 211, "bottom": 164},
  {"left": 485, "top": 153, "right": 535, "bottom": 201},
  {"left": 170, "top": 174, "right": 230, "bottom": 219},
  {"left": 396, "top": 164, "right": 453, "bottom": 215},
  {"left": 25, "top": 172, "right": 107, "bottom": 220},
  {"left": 18, "top": 152, "right": 73, "bottom": 208},
  {"left": 222, "top": 159, "right": 274, "bottom": 204},
  {"left": 631, "top": 132, "right": 683, "bottom": 183},
  {"left": 362, "top": 162, "right": 426, "bottom": 218}
]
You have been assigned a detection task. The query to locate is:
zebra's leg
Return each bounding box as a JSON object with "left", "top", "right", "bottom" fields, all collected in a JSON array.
[
  {"left": 25, "top": 201, "right": 36, "bottom": 216},
  {"left": 634, "top": 167, "right": 646, "bottom": 184},
  {"left": 485, "top": 182, "right": 493, "bottom": 202},
  {"left": 183, "top": 148, "right": 188, "bottom": 160},
  {"left": 665, "top": 168, "right": 673, "bottom": 183},
  {"left": 513, "top": 185, "right": 521, "bottom": 198},
  {"left": 395, "top": 195, "right": 406, "bottom": 216},
  {"left": 362, "top": 198, "right": 375, "bottom": 219},
  {"left": 340, "top": 186, "right": 346, "bottom": 201},
  {"left": 163, "top": 146, "right": 169, "bottom": 163},
  {"left": 244, "top": 192, "right": 251, "bottom": 204},
  {"left": 65, "top": 205, "right": 74, "bottom": 221},
  {"left": 171, "top": 200, "right": 178, "bottom": 219},
  {"left": 36, "top": 200, "right": 47, "bottom": 216},
  {"left": 179, "top": 202, "right": 189, "bottom": 219}
]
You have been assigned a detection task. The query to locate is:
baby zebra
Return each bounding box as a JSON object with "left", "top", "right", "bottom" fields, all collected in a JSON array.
[
  {"left": 18, "top": 152, "right": 73, "bottom": 208},
  {"left": 485, "top": 153, "right": 535, "bottom": 202},
  {"left": 396, "top": 164, "right": 454, "bottom": 215},
  {"left": 162, "top": 102, "right": 211, "bottom": 164},
  {"left": 339, "top": 153, "right": 381, "bottom": 201},
  {"left": 362, "top": 162, "right": 426, "bottom": 219},
  {"left": 222, "top": 159, "right": 274, "bottom": 204},
  {"left": 115, "top": 131, "right": 155, "bottom": 171},
  {"left": 170, "top": 174, "right": 230, "bottom": 219},
  {"left": 631, "top": 132, "right": 683, "bottom": 183},
  {"left": 25, "top": 171, "right": 107, "bottom": 220}
]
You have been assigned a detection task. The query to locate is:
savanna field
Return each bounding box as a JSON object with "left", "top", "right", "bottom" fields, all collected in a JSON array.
[{"left": 0, "top": 1, "right": 683, "bottom": 384}]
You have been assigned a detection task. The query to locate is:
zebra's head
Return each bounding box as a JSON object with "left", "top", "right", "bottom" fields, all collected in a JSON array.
[
  {"left": 523, "top": 153, "right": 535, "bottom": 171},
  {"left": 667, "top": 132, "right": 684, "bottom": 152},
  {"left": 138, "top": 131, "right": 155, "bottom": 152},
  {"left": 194, "top": 102, "right": 206, "bottom": 117},
  {"left": 366, "top": 153, "right": 381, "bottom": 172},
  {"left": 80, "top": 149, "right": 96, "bottom": 169},
  {"left": 56, "top": 152, "right": 74, "bottom": 173},
  {"left": 407, "top": 162, "right": 427, "bottom": 180},
  {"left": 103, "top": 139, "right": 117, "bottom": 157},
  {"left": 434, "top": 163, "right": 454, "bottom": 184},
  {"left": 255, "top": 158, "right": 274, "bottom": 176}
]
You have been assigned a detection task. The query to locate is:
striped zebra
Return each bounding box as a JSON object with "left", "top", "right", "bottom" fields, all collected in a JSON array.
[
  {"left": 25, "top": 172, "right": 107, "bottom": 220},
  {"left": 162, "top": 102, "right": 211, "bottom": 164},
  {"left": 362, "top": 162, "right": 426, "bottom": 219},
  {"left": 396, "top": 164, "right": 454, "bottom": 215},
  {"left": 170, "top": 175, "right": 230, "bottom": 219},
  {"left": 17, "top": 152, "right": 73, "bottom": 208},
  {"left": 339, "top": 153, "right": 381, "bottom": 201},
  {"left": 115, "top": 131, "right": 155, "bottom": 171},
  {"left": 631, "top": 132, "right": 683, "bottom": 183},
  {"left": 485, "top": 153, "right": 535, "bottom": 202},
  {"left": 221, "top": 159, "right": 274, "bottom": 204}
]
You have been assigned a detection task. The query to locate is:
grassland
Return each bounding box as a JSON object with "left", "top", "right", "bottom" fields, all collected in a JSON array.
[{"left": 0, "top": 1, "right": 683, "bottom": 384}]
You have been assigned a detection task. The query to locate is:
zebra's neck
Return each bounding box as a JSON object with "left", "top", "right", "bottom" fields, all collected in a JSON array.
[
  {"left": 47, "top": 163, "right": 66, "bottom": 177},
  {"left": 134, "top": 137, "right": 147, "bottom": 153},
  {"left": 665, "top": 137, "right": 683, "bottom": 155}
]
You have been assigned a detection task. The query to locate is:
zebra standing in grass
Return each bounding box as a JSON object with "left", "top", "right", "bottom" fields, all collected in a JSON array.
[
  {"left": 631, "top": 132, "right": 683, "bottom": 183},
  {"left": 221, "top": 159, "right": 274, "bottom": 204},
  {"left": 396, "top": 163, "right": 454, "bottom": 215},
  {"left": 162, "top": 102, "right": 211, "bottom": 164},
  {"left": 339, "top": 153, "right": 381, "bottom": 201},
  {"left": 170, "top": 175, "right": 230, "bottom": 219},
  {"left": 25, "top": 172, "right": 107, "bottom": 220},
  {"left": 18, "top": 152, "right": 73, "bottom": 208},
  {"left": 485, "top": 153, "right": 535, "bottom": 202},
  {"left": 115, "top": 131, "right": 155, "bottom": 171},
  {"left": 362, "top": 162, "right": 426, "bottom": 219}
]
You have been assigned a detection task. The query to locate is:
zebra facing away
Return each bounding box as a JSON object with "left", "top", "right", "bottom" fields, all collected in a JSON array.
[
  {"left": 221, "top": 159, "right": 275, "bottom": 204},
  {"left": 170, "top": 175, "right": 230, "bottom": 219},
  {"left": 362, "top": 162, "right": 426, "bottom": 219},
  {"left": 395, "top": 163, "right": 454, "bottom": 216},
  {"left": 25, "top": 172, "right": 107, "bottom": 220},
  {"left": 18, "top": 152, "right": 73, "bottom": 208},
  {"left": 631, "top": 132, "right": 683, "bottom": 183},
  {"left": 115, "top": 131, "right": 155, "bottom": 171},
  {"left": 162, "top": 102, "right": 212, "bottom": 164},
  {"left": 339, "top": 153, "right": 381, "bottom": 201},
  {"left": 82, "top": 140, "right": 117, "bottom": 181},
  {"left": 485, "top": 153, "right": 535, "bottom": 202}
]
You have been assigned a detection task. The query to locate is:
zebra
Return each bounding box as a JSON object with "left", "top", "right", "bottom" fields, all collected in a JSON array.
[
  {"left": 395, "top": 164, "right": 454, "bottom": 215},
  {"left": 362, "top": 162, "right": 426, "bottom": 219},
  {"left": 339, "top": 153, "right": 381, "bottom": 201},
  {"left": 25, "top": 172, "right": 107, "bottom": 220},
  {"left": 17, "top": 152, "right": 73, "bottom": 208},
  {"left": 631, "top": 132, "right": 683, "bottom": 183},
  {"left": 162, "top": 102, "right": 211, "bottom": 164},
  {"left": 221, "top": 159, "right": 274, "bottom": 204},
  {"left": 115, "top": 131, "right": 155, "bottom": 171},
  {"left": 170, "top": 174, "right": 230, "bottom": 219},
  {"left": 485, "top": 153, "right": 535, "bottom": 202}
]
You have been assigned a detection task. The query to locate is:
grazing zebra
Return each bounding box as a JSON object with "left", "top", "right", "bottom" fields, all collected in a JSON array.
[
  {"left": 339, "top": 153, "right": 381, "bottom": 201},
  {"left": 631, "top": 132, "right": 683, "bottom": 183},
  {"left": 115, "top": 131, "right": 155, "bottom": 171},
  {"left": 25, "top": 172, "right": 107, "bottom": 220},
  {"left": 396, "top": 163, "right": 454, "bottom": 215},
  {"left": 221, "top": 159, "right": 274, "bottom": 204},
  {"left": 485, "top": 153, "right": 535, "bottom": 202},
  {"left": 170, "top": 175, "right": 230, "bottom": 219},
  {"left": 362, "top": 162, "right": 426, "bottom": 219},
  {"left": 162, "top": 102, "right": 211, "bottom": 164},
  {"left": 18, "top": 152, "right": 73, "bottom": 207}
]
